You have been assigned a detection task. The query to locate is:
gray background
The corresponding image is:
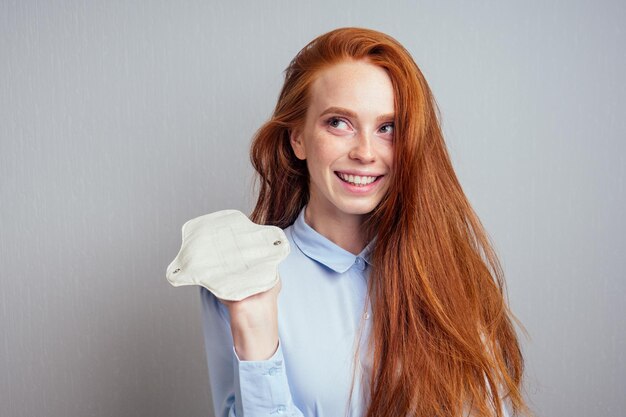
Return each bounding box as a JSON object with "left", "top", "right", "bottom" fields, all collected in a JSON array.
[{"left": 1, "top": 1, "right": 624, "bottom": 416}]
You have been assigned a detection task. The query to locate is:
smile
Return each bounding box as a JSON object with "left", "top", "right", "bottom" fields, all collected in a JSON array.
[{"left": 335, "top": 172, "right": 381, "bottom": 186}]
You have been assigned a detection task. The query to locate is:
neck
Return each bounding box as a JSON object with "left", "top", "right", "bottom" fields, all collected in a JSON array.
[{"left": 304, "top": 205, "right": 368, "bottom": 255}]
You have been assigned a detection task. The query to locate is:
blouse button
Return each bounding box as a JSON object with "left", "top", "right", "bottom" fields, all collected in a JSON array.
[{"left": 268, "top": 367, "right": 280, "bottom": 376}]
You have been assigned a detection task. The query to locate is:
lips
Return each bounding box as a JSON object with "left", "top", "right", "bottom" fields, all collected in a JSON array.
[{"left": 335, "top": 171, "right": 382, "bottom": 186}]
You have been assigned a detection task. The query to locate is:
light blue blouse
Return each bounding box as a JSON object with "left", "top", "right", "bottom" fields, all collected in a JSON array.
[
  {"left": 200, "top": 206, "right": 374, "bottom": 417},
  {"left": 199, "top": 207, "right": 511, "bottom": 417}
]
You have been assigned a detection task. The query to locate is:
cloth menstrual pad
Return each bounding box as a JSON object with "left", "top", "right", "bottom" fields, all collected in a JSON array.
[{"left": 166, "top": 210, "right": 290, "bottom": 301}]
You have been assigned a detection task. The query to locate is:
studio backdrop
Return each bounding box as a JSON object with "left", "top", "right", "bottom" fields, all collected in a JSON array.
[{"left": 1, "top": 1, "right": 624, "bottom": 417}]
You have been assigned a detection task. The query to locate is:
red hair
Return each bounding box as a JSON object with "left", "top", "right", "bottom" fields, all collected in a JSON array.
[{"left": 250, "top": 27, "right": 527, "bottom": 417}]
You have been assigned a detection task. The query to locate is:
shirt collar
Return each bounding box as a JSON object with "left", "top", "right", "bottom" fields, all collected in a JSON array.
[{"left": 289, "top": 207, "right": 375, "bottom": 273}]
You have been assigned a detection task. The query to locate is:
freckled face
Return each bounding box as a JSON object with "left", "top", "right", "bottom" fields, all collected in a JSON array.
[{"left": 290, "top": 59, "right": 395, "bottom": 225}]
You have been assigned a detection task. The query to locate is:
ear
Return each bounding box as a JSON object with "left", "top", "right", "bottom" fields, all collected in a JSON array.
[{"left": 289, "top": 128, "right": 306, "bottom": 160}]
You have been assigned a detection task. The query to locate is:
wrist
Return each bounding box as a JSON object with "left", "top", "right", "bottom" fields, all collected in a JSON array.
[
  {"left": 233, "top": 333, "right": 279, "bottom": 361},
  {"left": 229, "top": 300, "right": 279, "bottom": 361}
]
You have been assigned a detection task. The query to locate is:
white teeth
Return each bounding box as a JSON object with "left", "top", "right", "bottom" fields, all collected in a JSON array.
[{"left": 337, "top": 173, "right": 378, "bottom": 186}]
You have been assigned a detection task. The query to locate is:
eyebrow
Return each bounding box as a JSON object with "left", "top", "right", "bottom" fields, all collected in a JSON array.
[{"left": 319, "top": 106, "right": 395, "bottom": 123}]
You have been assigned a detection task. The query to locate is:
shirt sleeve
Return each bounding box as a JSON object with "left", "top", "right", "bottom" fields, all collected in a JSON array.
[{"left": 199, "top": 287, "right": 305, "bottom": 417}]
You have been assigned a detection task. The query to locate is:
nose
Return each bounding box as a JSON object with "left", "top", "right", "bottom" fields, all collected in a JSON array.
[{"left": 348, "top": 133, "right": 376, "bottom": 163}]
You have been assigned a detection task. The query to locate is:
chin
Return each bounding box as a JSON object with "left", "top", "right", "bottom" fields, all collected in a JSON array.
[{"left": 336, "top": 201, "right": 381, "bottom": 216}]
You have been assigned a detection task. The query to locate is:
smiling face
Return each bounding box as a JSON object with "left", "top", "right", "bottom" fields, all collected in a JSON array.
[{"left": 290, "top": 59, "right": 395, "bottom": 228}]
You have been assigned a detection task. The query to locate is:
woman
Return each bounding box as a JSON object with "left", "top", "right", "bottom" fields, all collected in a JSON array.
[{"left": 200, "top": 27, "right": 527, "bottom": 417}]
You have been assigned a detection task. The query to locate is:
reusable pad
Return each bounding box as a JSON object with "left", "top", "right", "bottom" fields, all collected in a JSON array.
[{"left": 166, "top": 210, "right": 290, "bottom": 301}]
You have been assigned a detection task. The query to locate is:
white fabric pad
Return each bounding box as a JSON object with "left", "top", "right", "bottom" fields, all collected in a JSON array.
[{"left": 166, "top": 210, "right": 290, "bottom": 301}]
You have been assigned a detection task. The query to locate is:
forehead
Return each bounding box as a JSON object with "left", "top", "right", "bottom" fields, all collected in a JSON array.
[{"left": 307, "top": 59, "right": 395, "bottom": 116}]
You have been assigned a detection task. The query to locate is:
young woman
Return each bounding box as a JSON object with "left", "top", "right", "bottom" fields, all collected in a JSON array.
[{"left": 200, "top": 27, "right": 527, "bottom": 417}]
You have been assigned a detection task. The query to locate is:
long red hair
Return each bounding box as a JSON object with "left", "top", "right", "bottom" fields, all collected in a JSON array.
[{"left": 250, "top": 27, "right": 527, "bottom": 417}]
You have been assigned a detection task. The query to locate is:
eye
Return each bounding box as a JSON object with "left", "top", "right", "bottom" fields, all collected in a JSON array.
[
  {"left": 327, "top": 117, "right": 351, "bottom": 131},
  {"left": 379, "top": 123, "right": 394, "bottom": 136}
]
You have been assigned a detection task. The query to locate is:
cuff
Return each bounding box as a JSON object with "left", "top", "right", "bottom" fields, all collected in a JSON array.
[{"left": 233, "top": 341, "right": 295, "bottom": 416}]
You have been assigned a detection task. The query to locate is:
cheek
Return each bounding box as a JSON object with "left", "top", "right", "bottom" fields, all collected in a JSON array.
[
  {"left": 308, "top": 136, "right": 341, "bottom": 166},
  {"left": 378, "top": 142, "right": 394, "bottom": 168}
]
